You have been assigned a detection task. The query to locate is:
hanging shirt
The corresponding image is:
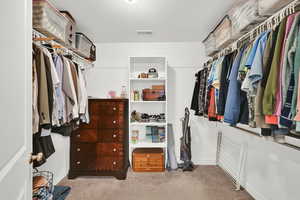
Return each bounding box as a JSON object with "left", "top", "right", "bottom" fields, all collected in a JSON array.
[
  {"left": 254, "top": 30, "right": 276, "bottom": 129},
  {"left": 276, "top": 14, "right": 297, "bottom": 119},
  {"left": 248, "top": 31, "right": 270, "bottom": 90},
  {"left": 245, "top": 33, "right": 267, "bottom": 68},
  {"left": 218, "top": 52, "right": 236, "bottom": 116},
  {"left": 42, "top": 48, "right": 60, "bottom": 127},
  {"left": 53, "top": 55, "right": 66, "bottom": 124},
  {"left": 77, "top": 66, "right": 88, "bottom": 114},
  {"left": 62, "top": 57, "right": 79, "bottom": 123},
  {"left": 224, "top": 48, "right": 247, "bottom": 125},
  {"left": 32, "top": 51, "right": 40, "bottom": 134},
  {"left": 263, "top": 17, "right": 287, "bottom": 117},
  {"left": 33, "top": 44, "right": 51, "bottom": 127}
]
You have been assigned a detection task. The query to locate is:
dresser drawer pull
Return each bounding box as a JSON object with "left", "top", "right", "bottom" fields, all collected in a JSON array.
[
  {"left": 113, "top": 107, "right": 117, "bottom": 111},
  {"left": 113, "top": 148, "right": 117, "bottom": 152},
  {"left": 113, "top": 120, "right": 116, "bottom": 124},
  {"left": 113, "top": 161, "right": 117, "bottom": 165},
  {"left": 77, "top": 148, "right": 81, "bottom": 152},
  {"left": 77, "top": 134, "right": 81, "bottom": 138},
  {"left": 113, "top": 134, "right": 117, "bottom": 138},
  {"left": 76, "top": 161, "right": 81, "bottom": 165}
]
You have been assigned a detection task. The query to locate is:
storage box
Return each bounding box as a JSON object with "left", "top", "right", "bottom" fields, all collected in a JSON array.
[
  {"left": 75, "top": 32, "right": 96, "bottom": 61},
  {"left": 258, "top": 0, "right": 295, "bottom": 16},
  {"left": 132, "top": 148, "right": 165, "bottom": 172},
  {"left": 152, "top": 85, "right": 165, "bottom": 90},
  {"left": 202, "top": 32, "right": 218, "bottom": 56},
  {"left": 142, "top": 89, "right": 165, "bottom": 101},
  {"left": 228, "top": 0, "right": 267, "bottom": 39},
  {"left": 214, "top": 16, "right": 233, "bottom": 49},
  {"left": 33, "top": 0, "right": 69, "bottom": 44},
  {"left": 60, "top": 11, "right": 76, "bottom": 48}
]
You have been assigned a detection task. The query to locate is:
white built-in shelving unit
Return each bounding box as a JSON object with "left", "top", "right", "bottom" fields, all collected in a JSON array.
[{"left": 128, "top": 57, "right": 168, "bottom": 167}]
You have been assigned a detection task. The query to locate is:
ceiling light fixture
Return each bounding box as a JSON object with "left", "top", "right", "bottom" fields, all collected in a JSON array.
[{"left": 125, "top": 0, "right": 137, "bottom": 4}]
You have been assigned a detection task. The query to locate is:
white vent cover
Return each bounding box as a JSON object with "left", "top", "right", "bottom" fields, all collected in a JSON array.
[
  {"left": 136, "top": 30, "right": 153, "bottom": 35},
  {"left": 217, "top": 132, "right": 247, "bottom": 190}
]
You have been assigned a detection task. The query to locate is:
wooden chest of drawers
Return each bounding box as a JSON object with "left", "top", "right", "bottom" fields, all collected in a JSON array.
[
  {"left": 132, "top": 148, "right": 165, "bottom": 172},
  {"left": 68, "top": 99, "right": 129, "bottom": 180}
]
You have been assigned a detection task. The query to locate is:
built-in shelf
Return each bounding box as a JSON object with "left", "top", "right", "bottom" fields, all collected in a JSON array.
[
  {"left": 131, "top": 142, "right": 167, "bottom": 148},
  {"left": 131, "top": 122, "right": 167, "bottom": 126},
  {"left": 130, "top": 101, "right": 166, "bottom": 103},
  {"left": 129, "top": 56, "right": 168, "bottom": 168},
  {"left": 129, "top": 78, "right": 166, "bottom": 81}
]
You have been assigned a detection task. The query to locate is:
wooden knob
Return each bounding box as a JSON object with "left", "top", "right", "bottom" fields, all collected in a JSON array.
[
  {"left": 77, "top": 161, "right": 81, "bottom": 165},
  {"left": 113, "top": 148, "right": 117, "bottom": 152},
  {"left": 77, "top": 148, "right": 81, "bottom": 152},
  {"left": 113, "top": 161, "right": 117, "bottom": 165},
  {"left": 113, "top": 107, "right": 117, "bottom": 111},
  {"left": 113, "top": 134, "right": 117, "bottom": 138},
  {"left": 113, "top": 120, "right": 116, "bottom": 124},
  {"left": 77, "top": 134, "right": 81, "bottom": 138}
]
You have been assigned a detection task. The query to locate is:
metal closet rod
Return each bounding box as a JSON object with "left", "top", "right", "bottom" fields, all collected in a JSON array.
[
  {"left": 32, "top": 29, "right": 94, "bottom": 69},
  {"left": 204, "top": 0, "right": 300, "bottom": 67}
]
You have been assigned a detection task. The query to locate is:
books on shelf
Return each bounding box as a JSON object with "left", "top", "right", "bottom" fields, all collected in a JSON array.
[{"left": 146, "top": 126, "right": 165, "bottom": 143}]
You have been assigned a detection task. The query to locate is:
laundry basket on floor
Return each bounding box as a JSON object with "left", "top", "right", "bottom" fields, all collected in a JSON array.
[{"left": 33, "top": 170, "right": 54, "bottom": 200}]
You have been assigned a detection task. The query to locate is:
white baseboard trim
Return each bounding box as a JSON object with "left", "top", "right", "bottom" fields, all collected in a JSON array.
[{"left": 245, "top": 183, "right": 268, "bottom": 200}]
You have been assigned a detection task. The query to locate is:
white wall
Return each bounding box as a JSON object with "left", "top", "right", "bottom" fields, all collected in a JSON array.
[{"left": 87, "top": 42, "right": 218, "bottom": 165}]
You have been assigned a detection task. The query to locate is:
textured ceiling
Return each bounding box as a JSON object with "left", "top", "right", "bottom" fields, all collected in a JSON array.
[{"left": 51, "top": 0, "right": 236, "bottom": 43}]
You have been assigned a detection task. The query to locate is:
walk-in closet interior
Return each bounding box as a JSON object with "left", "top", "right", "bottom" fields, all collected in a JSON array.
[{"left": 2, "top": 0, "right": 300, "bottom": 200}]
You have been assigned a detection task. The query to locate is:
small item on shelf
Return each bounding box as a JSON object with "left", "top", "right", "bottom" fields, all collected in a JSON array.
[
  {"left": 148, "top": 68, "right": 158, "bottom": 78},
  {"left": 138, "top": 73, "right": 148, "bottom": 79},
  {"left": 142, "top": 88, "right": 165, "bottom": 101},
  {"left": 146, "top": 126, "right": 153, "bottom": 142},
  {"left": 145, "top": 126, "right": 165, "bottom": 143},
  {"left": 151, "top": 126, "right": 160, "bottom": 143},
  {"left": 131, "top": 110, "right": 142, "bottom": 122},
  {"left": 134, "top": 90, "right": 140, "bottom": 101},
  {"left": 108, "top": 90, "right": 116, "bottom": 99},
  {"left": 158, "top": 127, "right": 165, "bottom": 142},
  {"left": 131, "top": 130, "right": 139, "bottom": 144},
  {"left": 120, "top": 86, "right": 127, "bottom": 98},
  {"left": 152, "top": 85, "right": 165, "bottom": 90},
  {"left": 132, "top": 148, "right": 165, "bottom": 172},
  {"left": 131, "top": 90, "right": 135, "bottom": 100}
]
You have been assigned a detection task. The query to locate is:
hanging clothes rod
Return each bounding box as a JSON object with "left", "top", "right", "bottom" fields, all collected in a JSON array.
[
  {"left": 204, "top": 0, "right": 300, "bottom": 66},
  {"left": 32, "top": 29, "right": 95, "bottom": 69}
]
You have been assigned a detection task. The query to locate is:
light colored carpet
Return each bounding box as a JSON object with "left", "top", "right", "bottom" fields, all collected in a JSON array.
[{"left": 59, "top": 166, "right": 254, "bottom": 200}]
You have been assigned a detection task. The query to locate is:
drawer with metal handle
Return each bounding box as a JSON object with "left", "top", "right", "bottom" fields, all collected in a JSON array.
[
  {"left": 97, "top": 143, "right": 124, "bottom": 157},
  {"left": 97, "top": 157, "right": 123, "bottom": 171},
  {"left": 73, "top": 129, "right": 98, "bottom": 143},
  {"left": 99, "top": 102, "right": 125, "bottom": 116},
  {"left": 100, "top": 116, "right": 124, "bottom": 128},
  {"left": 100, "top": 129, "right": 124, "bottom": 143}
]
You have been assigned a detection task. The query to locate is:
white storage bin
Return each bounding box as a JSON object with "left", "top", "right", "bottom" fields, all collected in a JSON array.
[
  {"left": 60, "top": 11, "right": 76, "bottom": 48},
  {"left": 214, "top": 16, "right": 233, "bottom": 49},
  {"left": 228, "top": 0, "right": 267, "bottom": 39},
  {"left": 75, "top": 32, "right": 96, "bottom": 61},
  {"left": 33, "top": 0, "right": 69, "bottom": 44},
  {"left": 202, "top": 33, "right": 218, "bottom": 56},
  {"left": 259, "top": 0, "right": 295, "bottom": 16}
]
